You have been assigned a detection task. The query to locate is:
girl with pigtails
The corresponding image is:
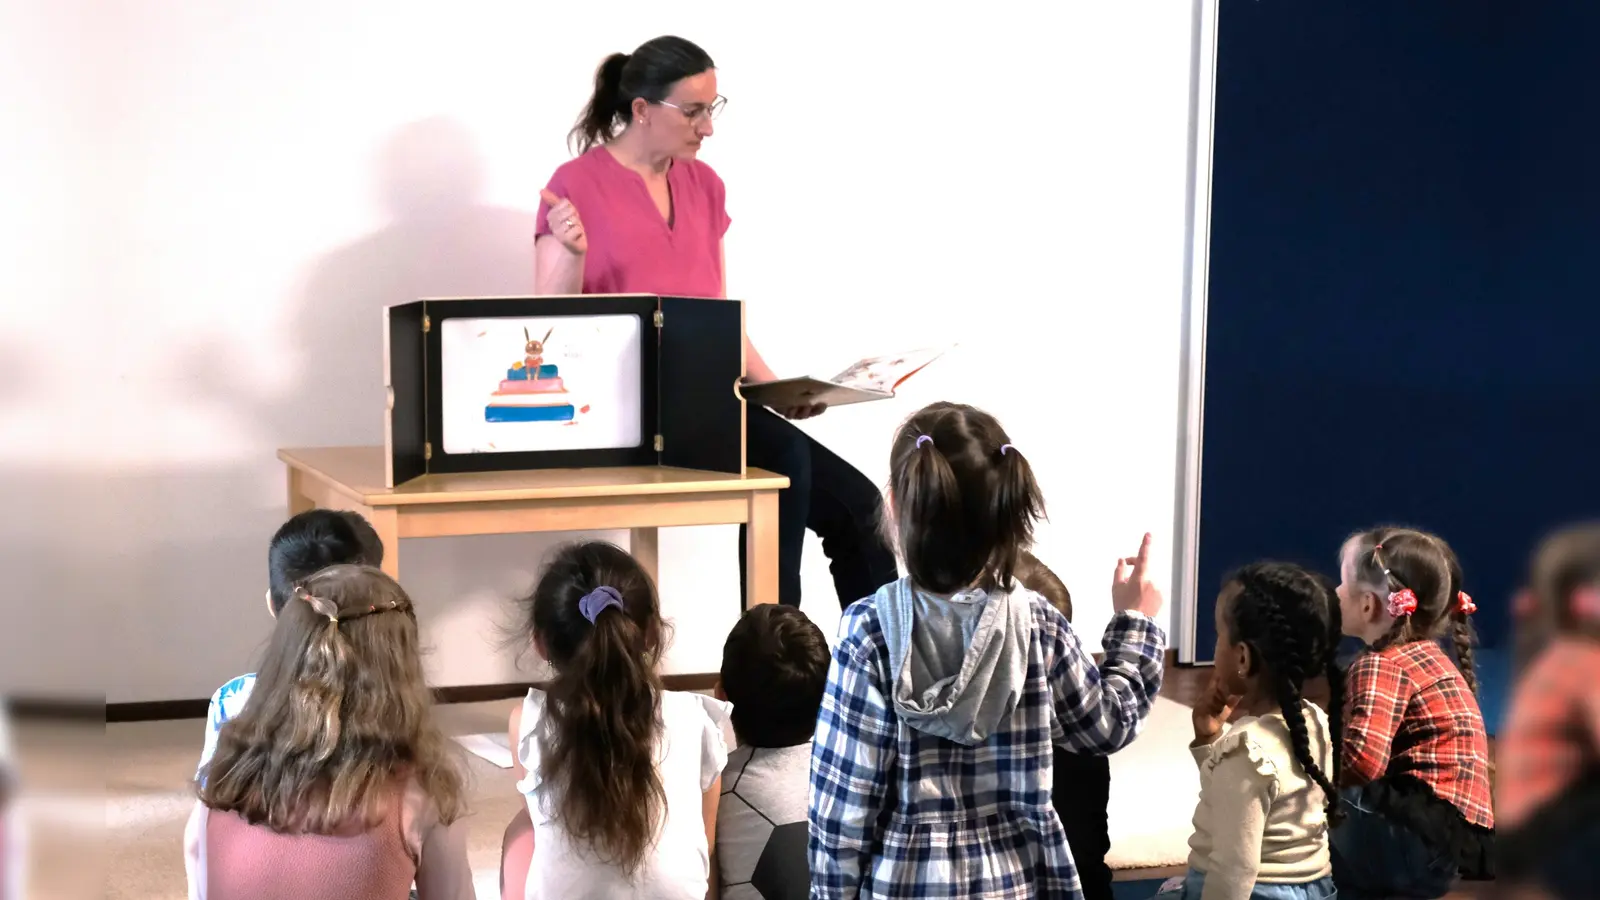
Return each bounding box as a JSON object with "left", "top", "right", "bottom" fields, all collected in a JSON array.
[
  {"left": 185, "top": 565, "right": 474, "bottom": 900},
  {"left": 807, "top": 401, "right": 1168, "bottom": 900},
  {"left": 1331, "top": 527, "right": 1494, "bottom": 899},
  {"left": 1158, "top": 562, "right": 1343, "bottom": 900}
]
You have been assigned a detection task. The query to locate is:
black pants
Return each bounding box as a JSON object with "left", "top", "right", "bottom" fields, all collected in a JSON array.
[
  {"left": 739, "top": 407, "right": 899, "bottom": 610},
  {"left": 1053, "top": 748, "right": 1114, "bottom": 900}
]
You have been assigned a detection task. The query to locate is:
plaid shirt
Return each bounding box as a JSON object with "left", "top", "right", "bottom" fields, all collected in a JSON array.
[
  {"left": 808, "top": 587, "right": 1166, "bottom": 899},
  {"left": 1343, "top": 640, "right": 1494, "bottom": 828},
  {"left": 1496, "top": 637, "right": 1600, "bottom": 830}
]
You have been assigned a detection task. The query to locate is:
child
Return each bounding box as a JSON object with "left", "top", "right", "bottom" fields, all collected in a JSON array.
[
  {"left": 184, "top": 565, "right": 472, "bottom": 900},
  {"left": 1162, "top": 562, "right": 1342, "bottom": 900},
  {"left": 1332, "top": 526, "right": 1494, "bottom": 898},
  {"left": 197, "top": 509, "right": 384, "bottom": 777},
  {"left": 1496, "top": 522, "right": 1600, "bottom": 898},
  {"left": 808, "top": 401, "right": 1168, "bottom": 899},
  {"left": 1014, "top": 551, "right": 1115, "bottom": 900},
  {"left": 506, "top": 540, "right": 731, "bottom": 899},
  {"left": 714, "top": 604, "right": 830, "bottom": 900}
]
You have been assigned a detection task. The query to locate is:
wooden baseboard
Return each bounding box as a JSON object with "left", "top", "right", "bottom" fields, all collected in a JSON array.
[
  {"left": 9, "top": 696, "right": 108, "bottom": 723},
  {"left": 105, "top": 673, "right": 724, "bottom": 723}
]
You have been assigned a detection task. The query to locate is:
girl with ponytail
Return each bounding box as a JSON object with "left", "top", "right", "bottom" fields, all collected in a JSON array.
[
  {"left": 809, "top": 401, "right": 1168, "bottom": 898},
  {"left": 1331, "top": 526, "right": 1494, "bottom": 898},
  {"left": 1160, "top": 562, "right": 1342, "bottom": 900},
  {"left": 186, "top": 565, "right": 472, "bottom": 900},
  {"left": 506, "top": 540, "right": 731, "bottom": 900}
]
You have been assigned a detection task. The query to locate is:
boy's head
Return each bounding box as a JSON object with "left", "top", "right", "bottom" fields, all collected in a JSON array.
[
  {"left": 1015, "top": 550, "right": 1071, "bottom": 622},
  {"left": 718, "top": 604, "right": 829, "bottom": 748},
  {"left": 266, "top": 510, "right": 384, "bottom": 616}
]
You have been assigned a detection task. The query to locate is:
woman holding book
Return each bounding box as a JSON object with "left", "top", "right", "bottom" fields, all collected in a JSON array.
[{"left": 532, "top": 35, "right": 897, "bottom": 611}]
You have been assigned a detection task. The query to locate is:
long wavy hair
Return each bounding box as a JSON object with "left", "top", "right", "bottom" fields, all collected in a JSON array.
[
  {"left": 518, "top": 541, "right": 668, "bottom": 877},
  {"left": 198, "top": 565, "right": 465, "bottom": 832}
]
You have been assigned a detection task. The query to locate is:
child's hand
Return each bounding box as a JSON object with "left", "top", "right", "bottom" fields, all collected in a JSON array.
[
  {"left": 1192, "top": 670, "right": 1243, "bottom": 746},
  {"left": 1111, "top": 533, "right": 1165, "bottom": 619}
]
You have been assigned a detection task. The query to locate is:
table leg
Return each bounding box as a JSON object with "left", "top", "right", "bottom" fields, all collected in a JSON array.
[
  {"left": 745, "top": 489, "right": 780, "bottom": 606},
  {"left": 630, "top": 527, "right": 660, "bottom": 590},
  {"left": 287, "top": 468, "right": 316, "bottom": 517},
  {"left": 368, "top": 507, "right": 401, "bottom": 581}
]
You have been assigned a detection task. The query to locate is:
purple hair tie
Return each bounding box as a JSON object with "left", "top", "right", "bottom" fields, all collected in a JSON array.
[
  {"left": 1000, "top": 444, "right": 1015, "bottom": 456},
  {"left": 915, "top": 434, "right": 933, "bottom": 448},
  {"left": 578, "top": 585, "right": 624, "bottom": 623}
]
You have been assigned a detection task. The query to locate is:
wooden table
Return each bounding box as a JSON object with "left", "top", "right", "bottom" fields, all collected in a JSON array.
[{"left": 279, "top": 447, "right": 790, "bottom": 607}]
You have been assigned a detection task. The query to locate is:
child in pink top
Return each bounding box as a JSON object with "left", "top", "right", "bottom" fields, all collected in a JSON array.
[{"left": 184, "top": 565, "right": 473, "bottom": 900}]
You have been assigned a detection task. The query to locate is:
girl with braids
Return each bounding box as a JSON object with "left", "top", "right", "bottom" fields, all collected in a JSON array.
[
  {"left": 1158, "top": 562, "right": 1342, "bottom": 900},
  {"left": 184, "top": 565, "right": 473, "bottom": 900},
  {"left": 1331, "top": 526, "right": 1494, "bottom": 899},
  {"left": 506, "top": 540, "right": 731, "bottom": 900},
  {"left": 1496, "top": 522, "right": 1600, "bottom": 899},
  {"left": 809, "top": 401, "right": 1168, "bottom": 900}
]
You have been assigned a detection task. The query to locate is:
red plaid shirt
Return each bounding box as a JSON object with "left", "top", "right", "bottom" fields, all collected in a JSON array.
[
  {"left": 1496, "top": 637, "right": 1600, "bottom": 830},
  {"left": 1343, "top": 640, "right": 1494, "bottom": 828}
]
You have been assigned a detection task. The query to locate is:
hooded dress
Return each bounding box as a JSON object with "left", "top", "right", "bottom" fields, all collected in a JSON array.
[{"left": 807, "top": 577, "right": 1167, "bottom": 899}]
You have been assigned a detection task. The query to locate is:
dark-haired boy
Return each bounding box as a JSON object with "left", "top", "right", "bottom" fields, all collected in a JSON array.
[{"left": 714, "top": 604, "right": 830, "bottom": 900}]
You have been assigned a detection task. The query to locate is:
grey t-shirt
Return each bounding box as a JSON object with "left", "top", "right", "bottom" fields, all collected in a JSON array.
[{"left": 716, "top": 741, "right": 812, "bottom": 900}]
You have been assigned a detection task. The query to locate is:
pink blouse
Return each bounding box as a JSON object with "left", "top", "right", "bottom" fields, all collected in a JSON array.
[
  {"left": 535, "top": 147, "right": 731, "bottom": 298},
  {"left": 182, "top": 779, "right": 473, "bottom": 900}
]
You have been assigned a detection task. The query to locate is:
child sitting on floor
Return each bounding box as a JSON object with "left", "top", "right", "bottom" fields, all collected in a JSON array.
[
  {"left": 714, "top": 603, "right": 830, "bottom": 900},
  {"left": 1014, "top": 551, "right": 1116, "bottom": 900},
  {"left": 196, "top": 509, "right": 384, "bottom": 778},
  {"left": 1159, "top": 562, "right": 1342, "bottom": 900},
  {"left": 808, "top": 401, "right": 1168, "bottom": 899},
  {"left": 1496, "top": 522, "right": 1600, "bottom": 899},
  {"left": 185, "top": 565, "right": 472, "bottom": 900},
  {"left": 1332, "top": 526, "right": 1494, "bottom": 899},
  {"left": 506, "top": 540, "right": 731, "bottom": 900}
]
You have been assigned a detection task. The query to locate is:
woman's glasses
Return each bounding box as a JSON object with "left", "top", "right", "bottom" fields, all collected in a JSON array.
[{"left": 656, "top": 95, "right": 727, "bottom": 122}]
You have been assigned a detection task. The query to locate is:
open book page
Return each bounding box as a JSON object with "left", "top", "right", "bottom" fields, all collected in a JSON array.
[{"left": 829, "top": 346, "right": 951, "bottom": 393}]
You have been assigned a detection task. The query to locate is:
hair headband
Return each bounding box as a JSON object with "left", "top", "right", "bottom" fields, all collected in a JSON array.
[{"left": 579, "top": 585, "right": 624, "bottom": 623}]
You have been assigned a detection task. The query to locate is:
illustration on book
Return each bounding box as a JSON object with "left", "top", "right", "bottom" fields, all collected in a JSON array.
[
  {"left": 439, "top": 314, "right": 643, "bottom": 455},
  {"left": 827, "top": 346, "right": 951, "bottom": 395}
]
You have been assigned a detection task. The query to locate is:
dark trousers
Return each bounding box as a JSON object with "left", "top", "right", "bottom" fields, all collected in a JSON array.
[
  {"left": 1053, "top": 748, "right": 1114, "bottom": 900},
  {"left": 739, "top": 408, "right": 899, "bottom": 610},
  {"left": 1330, "top": 785, "right": 1458, "bottom": 900}
]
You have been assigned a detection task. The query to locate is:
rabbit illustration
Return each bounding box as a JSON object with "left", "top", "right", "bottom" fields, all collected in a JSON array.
[{"left": 524, "top": 326, "right": 552, "bottom": 381}]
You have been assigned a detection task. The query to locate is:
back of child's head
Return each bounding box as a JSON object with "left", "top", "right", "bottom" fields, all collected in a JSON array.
[
  {"left": 1515, "top": 521, "right": 1600, "bottom": 666},
  {"left": 268, "top": 510, "right": 384, "bottom": 614},
  {"left": 199, "top": 564, "right": 463, "bottom": 831},
  {"left": 1341, "top": 526, "right": 1480, "bottom": 693},
  {"left": 887, "top": 402, "right": 1045, "bottom": 594},
  {"left": 1015, "top": 550, "right": 1072, "bottom": 621},
  {"left": 517, "top": 540, "right": 666, "bottom": 877},
  {"left": 720, "top": 604, "right": 829, "bottom": 748},
  {"left": 1222, "top": 561, "right": 1344, "bottom": 823}
]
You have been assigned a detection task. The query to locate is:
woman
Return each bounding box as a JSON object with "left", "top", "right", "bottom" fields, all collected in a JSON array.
[{"left": 534, "top": 35, "right": 897, "bottom": 611}]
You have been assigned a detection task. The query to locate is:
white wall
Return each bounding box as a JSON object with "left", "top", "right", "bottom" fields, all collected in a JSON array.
[{"left": 9, "top": 1, "right": 1194, "bottom": 703}]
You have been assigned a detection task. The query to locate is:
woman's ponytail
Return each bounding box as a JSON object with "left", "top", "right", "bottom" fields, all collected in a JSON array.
[{"left": 570, "top": 52, "right": 631, "bottom": 154}]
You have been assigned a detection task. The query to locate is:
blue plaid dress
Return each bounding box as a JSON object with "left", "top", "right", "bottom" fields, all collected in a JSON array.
[{"left": 808, "top": 587, "right": 1166, "bottom": 899}]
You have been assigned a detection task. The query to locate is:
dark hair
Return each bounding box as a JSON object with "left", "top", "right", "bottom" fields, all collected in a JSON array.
[
  {"left": 1224, "top": 562, "right": 1345, "bottom": 825},
  {"left": 719, "top": 605, "right": 829, "bottom": 748},
  {"left": 518, "top": 541, "right": 667, "bottom": 877},
  {"left": 200, "top": 565, "right": 465, "bottom": 832},
  {"left": 886, "top": 402, "right": 1045, "bottom": 594},
  {"left": 1016, "top": 550, "right": 1072, "bottom": 622},
  {"left": 1515, "top": 522, "right": 1600, "bottom": 668},
  {"left": 570, "top": 36, "right": 715, "bottom": 155},
  {"left": 268, "top": 510, "right": 384, "bottom": 614},
  {"left": 1343, "top": 526, "right": 1479, "bottom": 694}
]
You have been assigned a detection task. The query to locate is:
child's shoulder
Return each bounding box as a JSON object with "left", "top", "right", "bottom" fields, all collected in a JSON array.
[
  {"left": 1207, "top": 703, "right": 1329, "bottom": 780},
  {"left": 208, "top": 672, "right": 258, "bottom": 727}
]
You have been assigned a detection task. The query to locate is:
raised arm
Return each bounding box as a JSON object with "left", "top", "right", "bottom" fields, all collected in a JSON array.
[
  {"left": 809, "top": 613, "right": 896, "bottom": 899},
  {"left": 535, "top": 187, "right": 585, "bottom": 295}
]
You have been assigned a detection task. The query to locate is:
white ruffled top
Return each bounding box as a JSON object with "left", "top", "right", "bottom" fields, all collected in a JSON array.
[
  {"left": 514, "top": 688, "right": 733, "bottom": 900},
  {"left": 1184, "top": 700, "right": 1335, "bottom": 900}
]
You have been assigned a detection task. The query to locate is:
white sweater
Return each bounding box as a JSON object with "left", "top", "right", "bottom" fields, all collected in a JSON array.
[{"left": 1184, "top": 701, "right": 1334, "bottom": 900}]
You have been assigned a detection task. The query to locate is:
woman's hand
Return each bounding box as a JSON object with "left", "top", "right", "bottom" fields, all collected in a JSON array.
[
  {"left": 1110, "top": 533, "right": 1165, "bottom": 619},
  {"left": 1192, "top": 669, "right": 1243, "bottom": 746},
  {"left": 541, "top": 189, "right": 587, "bottom": 255},
  {"left": 779, "top": 403, "right": 827, "bottom": 420}
]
